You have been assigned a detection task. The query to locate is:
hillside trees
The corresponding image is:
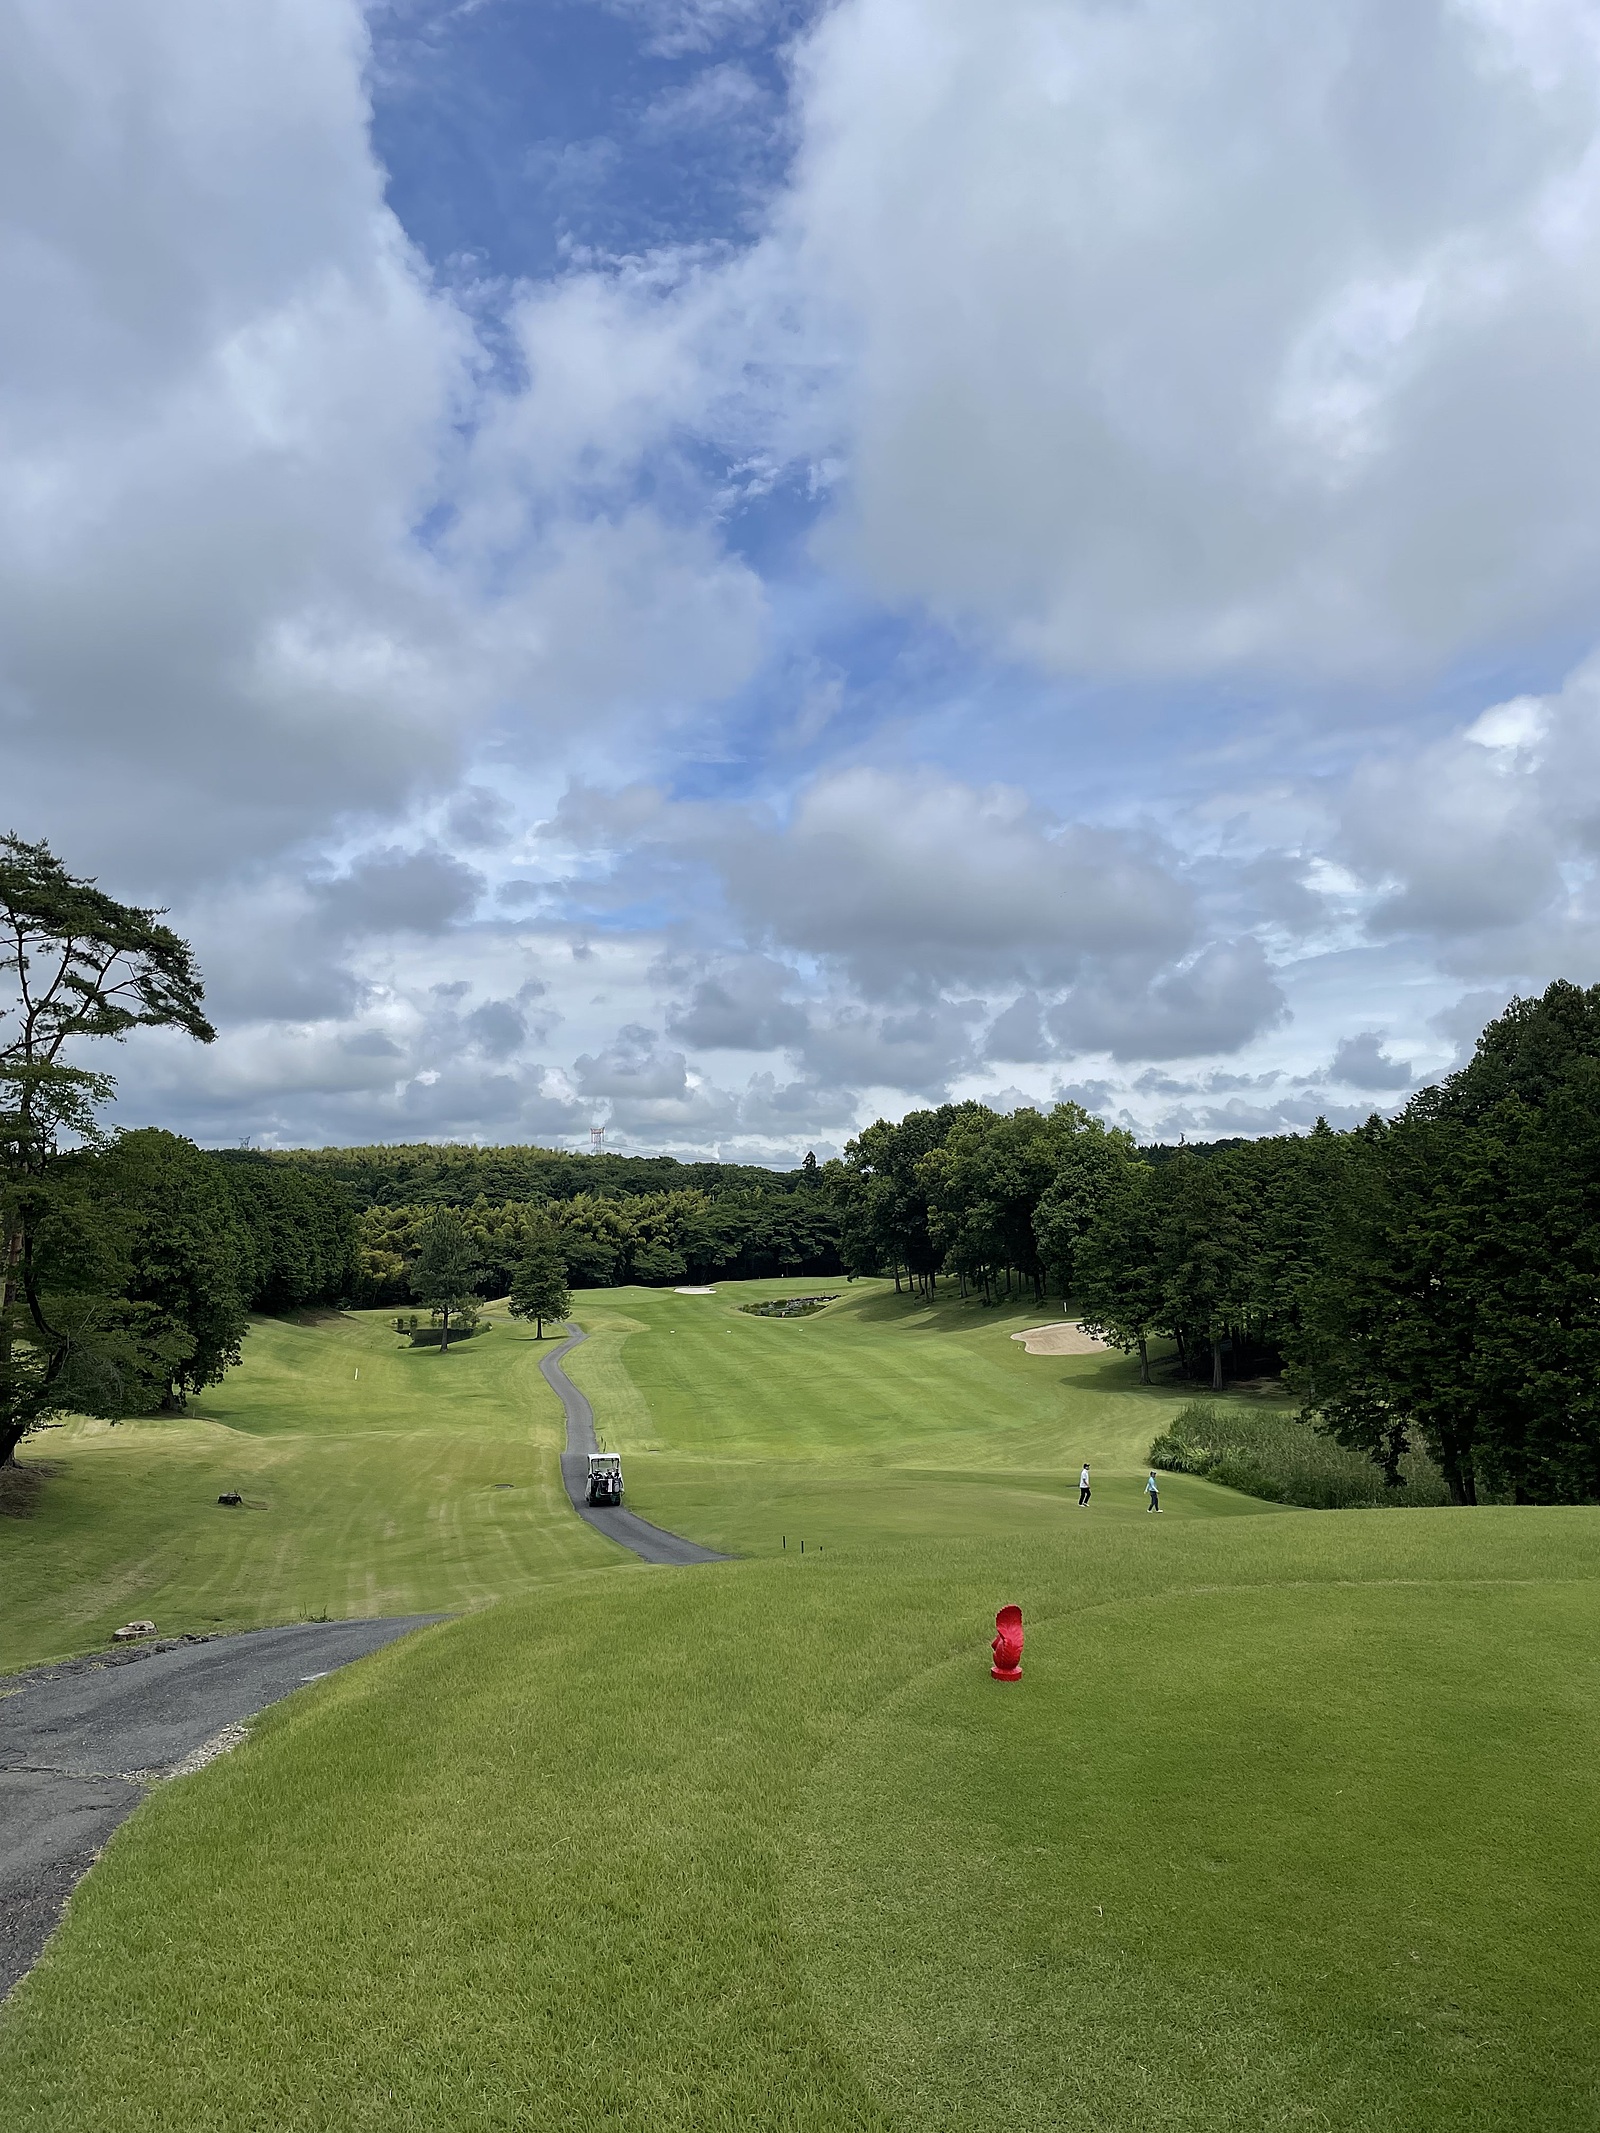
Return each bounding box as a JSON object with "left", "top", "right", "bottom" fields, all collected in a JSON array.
[
  {"left": 216, "top": 1155, "right": 359, "bottom": 1311},
  {"left": 823, "top": 1101, "right": 1140, "bottom": 1303},
  {"left": 1159, "top": 1151, "right": 1262, "bottom": 1390},
  {"left": 353, "top": 1184, "right": 842, "bottom": 1302},
  {"left": 1, "top": 835, "right": 215, "bottom": 1463},
  {"left": 1031, "top": 1112, "right": 1142, "bottom": 1297},
  {"left": 827, "top": 1104, "right": 983, "bottom": 1292},
  {"left": 916, "top": 1104, "right": 1139, "bottom": 1303}
]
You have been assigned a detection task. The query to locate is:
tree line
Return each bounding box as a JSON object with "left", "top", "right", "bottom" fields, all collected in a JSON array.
[
  {"left": 353, "top": 1172, "right": 839, "bottom": 1303},
  {"left": 823, "top": 983, "right": 1600, "bottom": 1506},
  {"left": 270, "top": 1140, "right": 830, "bottom": 1211}
]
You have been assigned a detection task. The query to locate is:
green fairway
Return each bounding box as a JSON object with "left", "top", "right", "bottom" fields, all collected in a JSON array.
[
  {"left": 0, "top": 1279, "right": 1258, "bottom": 1668},
  {"left": 5, "top": 1280, "right": 1599, "bottom": 2130},
  {"left": 0, "top": 1307, "right": 619, "bottom": 1672},
  {"left": 563, "top": 1279, "right": 1280, "bottom": 1553}
]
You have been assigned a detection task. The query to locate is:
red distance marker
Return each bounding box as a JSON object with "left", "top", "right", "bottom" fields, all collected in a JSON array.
[{"left": 990, "top": 1603, "right": 1024, "bottom": 1681}]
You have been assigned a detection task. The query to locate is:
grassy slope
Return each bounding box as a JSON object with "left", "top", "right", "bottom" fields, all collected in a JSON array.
[
  {"left": 5, "top": 1517, "right": 1599, "bottom": 2131},
  {"left": 0, "top": 1306, "right": 618, "bottom": 1670},
  {"left": 5, "top": 1280, "right": 1600, "bottom": 2131}
]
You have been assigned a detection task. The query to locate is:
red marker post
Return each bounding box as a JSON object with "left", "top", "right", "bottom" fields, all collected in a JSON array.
[{"left": 990, "top": 1603, "right": 1024, "bottom": 1681}]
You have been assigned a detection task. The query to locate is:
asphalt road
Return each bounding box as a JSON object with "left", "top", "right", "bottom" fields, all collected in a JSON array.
[
  {"left": 0, "top": 1615, "right": 441, "bottom": 1999},
  {"left": 541, "top": 1325, "right": 730, "bottom": 1566}
]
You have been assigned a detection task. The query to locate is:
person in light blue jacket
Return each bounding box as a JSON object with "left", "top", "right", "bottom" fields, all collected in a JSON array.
[{"left": 1146, "top": 1471, "right": 1162, "bottom": 1513}]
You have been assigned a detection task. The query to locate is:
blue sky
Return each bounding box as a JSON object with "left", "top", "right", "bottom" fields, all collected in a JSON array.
[{"left": 8, "top": 0, "right": 1600, "bottom": 1158}]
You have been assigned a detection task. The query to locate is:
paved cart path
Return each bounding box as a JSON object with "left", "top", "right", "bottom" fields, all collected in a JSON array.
[
  {"left": 541, "top": 1325, "right": 730, "bottom": 1566},
  {"left": 0, "top": 1615, "right": 442, "bottom": 1999}
]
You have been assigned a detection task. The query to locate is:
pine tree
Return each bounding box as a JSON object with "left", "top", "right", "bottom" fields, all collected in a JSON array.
[{"left": 2, "top": 834, "right": 214, "bottom": 1464}]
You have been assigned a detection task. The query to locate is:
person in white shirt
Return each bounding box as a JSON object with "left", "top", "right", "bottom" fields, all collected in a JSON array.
[
  {"left": 1078, "top": 1463, "right": 1091, "bottom": 1507},
  {"left": 1146, "top": 1471, "right": 1161, "bottom": 1513}
]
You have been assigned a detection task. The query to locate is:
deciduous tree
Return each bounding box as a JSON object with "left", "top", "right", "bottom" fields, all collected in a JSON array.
[{"left": 508, "top": 1236, "right": 572, "bottom": 1338}]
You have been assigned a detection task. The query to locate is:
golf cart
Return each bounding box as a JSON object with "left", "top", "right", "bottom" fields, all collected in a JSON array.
[{"left": 585, "top": 1451, "right": 624, "bottom": 1508}]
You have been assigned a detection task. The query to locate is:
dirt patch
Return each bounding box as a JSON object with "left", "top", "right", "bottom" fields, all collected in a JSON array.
[
  {"left": 0, "top": 1461, "right": 59, "bottom": 1518},
  {"left": 1010, "top": 1322, "right": 1111, "bottom": 1356}
]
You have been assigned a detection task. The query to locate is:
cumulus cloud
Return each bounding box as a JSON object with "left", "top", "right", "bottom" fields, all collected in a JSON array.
[
  {"left": 984, "top": 991, "right": 1054, "bottom": 1064},
  {"left": 1330, "top": 654, "right": 1600, "bottom": 982},
  {"left": 1327, "top": 1030, "right": 1414, "bottom": 1089},
  {"left": 655, "top": 766, "right": 1196, "bottom": 995},
  {"left": 446, "top": 787, "right": 517, "bottom": 850},
  {"left": 18, "top": 0, "right": 1600, "bottom": 1163},
  {"left": 0, "top": 0, "right": 481, "bottom": 880},
  {"left": 795, "top": 995, "right": 982, "bottom": 1095},
  {"left": 662, "top": 954, "right": 810, "bottom": 1050},
  {"left": 536, "top": 764, "right": 1291, "bottom": 1089},
  {"left": 1050, "top": 938, "right": 1289, "bottom": 1063},
  {"left": 736, "top": 1069, "right": 856, "bottom": 1133},
  {"left": 0, "top": 1, "right": 775, "bottom": 897},
  {"left": 786, "top": 0, "right": 1600, "bottom": 676},
  {"left": 543, "top": 769, "right": 1194, "bottom": 979},
  {"left": 313, "top": 848, "right": 486, "bottom": 937}
]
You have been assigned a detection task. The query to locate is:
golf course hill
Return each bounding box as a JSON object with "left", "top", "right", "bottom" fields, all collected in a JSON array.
[{"left": 2, "top": 1278, "right": 1596, "bottom": 2131}]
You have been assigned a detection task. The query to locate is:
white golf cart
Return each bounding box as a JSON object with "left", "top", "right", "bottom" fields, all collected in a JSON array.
[{"left": 585, "top": 1451, "right": 624, "bottom": 1508}]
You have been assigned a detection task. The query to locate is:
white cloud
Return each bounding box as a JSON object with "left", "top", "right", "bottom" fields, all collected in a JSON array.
[
  {"left": 1335, "top": 652, "right": 1600, "bottom": 966},
  {"left": 0, "top": 0, "right": 482, "bottom": 879},
  {"left": 17, "top": 0, "right": 1600, "bottom": 1162},
  {"left": 699, "top": 766, "right": 1196, "bottom": 993},
  {"left": 1049, "top": 937, "right": 1289, "bottom": 1063},
  {"left": 784, "top": 0, "right": 1600, "bottom": 675},
  {"left": 0, "top": 0, "right": 775, "bottom": 894}
]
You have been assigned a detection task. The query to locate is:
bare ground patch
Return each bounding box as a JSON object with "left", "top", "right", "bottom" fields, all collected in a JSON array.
[{"left": 0, "top": 1461, "right": 60, "bottom": 1518}]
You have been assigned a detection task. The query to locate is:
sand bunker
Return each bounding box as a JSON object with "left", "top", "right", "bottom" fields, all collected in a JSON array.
[
  {"left": 1011, "top": 1321, "right": 1111, "bottom": 1356},
  {"left": 674, "top": 1286, "right": 717, "bottom": 1295}
]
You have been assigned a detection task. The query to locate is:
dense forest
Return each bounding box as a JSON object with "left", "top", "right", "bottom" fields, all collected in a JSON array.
[
  {"left": 273, "top": 1141, "right": 828, "bottom": 1210},
  {"left": 348, "top": 1178, "right": 841, "bottom": 1302}
]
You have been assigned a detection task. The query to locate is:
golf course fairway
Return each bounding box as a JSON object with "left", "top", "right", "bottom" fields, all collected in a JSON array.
[{"left": 3, "top": 1281, "right": 1597, "bottom": 2130}]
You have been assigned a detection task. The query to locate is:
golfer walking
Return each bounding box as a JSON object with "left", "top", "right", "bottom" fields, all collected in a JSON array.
[
  {"left": 1146, "top": 1470, "right": 1161, "bottom": 1513},
  {"left": 1078, "top": 1462, "right": 1091, "bottom": 1507}
]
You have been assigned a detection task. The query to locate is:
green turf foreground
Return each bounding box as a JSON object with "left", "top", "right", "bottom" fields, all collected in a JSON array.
[{"left": 4, "top": 1509, "right": 1599, "bottom": 2131}]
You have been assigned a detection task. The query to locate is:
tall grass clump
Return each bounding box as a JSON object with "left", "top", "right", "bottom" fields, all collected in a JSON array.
[{"left": 1149, "top": 1402, "right": 1452, "bottom": 1509}]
